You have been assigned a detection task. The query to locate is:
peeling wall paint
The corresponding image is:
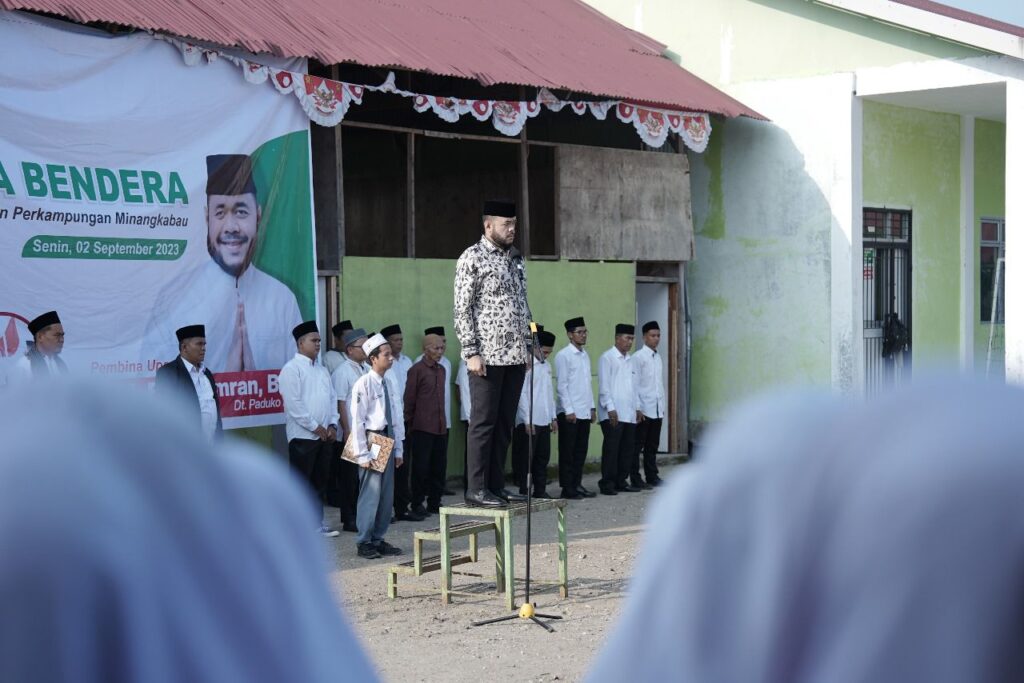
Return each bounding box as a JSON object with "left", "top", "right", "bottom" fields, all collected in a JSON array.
[{"left": 862, "top": 101, "right": 962, "bottom": 367}]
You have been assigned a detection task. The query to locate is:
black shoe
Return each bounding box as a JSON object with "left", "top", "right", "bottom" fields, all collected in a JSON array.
[
  {"left": 357, "top": 543, "right": 382, "bottom": 559},
  {"left": 375, "top": 540, "right": 403, "bottom": 556},
  {"left": 599, "top": 487, "right": 618, "bottom": 496},
  {"left": 411, "top": 504, "right": 430, "bottom": 517},
  {"left": 494, "top": 488, "right": 527, "bottom": 502},
  {"left": 396, "top": 511, "right": 425, "bottom": 522},
  {"left": 576, "top": 486, "right": 597, "bottom": 498},
  {"left": 465, "top": 490, "right": 505, "bottom": 507},
  {"left": 632, "top": 479, "right": 653, "bottom": 490},
  {"left": 648, "top": 477, "right": 663, "bottom": 487},
  {"left": 533, "top": 491, "right": 553, "bottom": 499},
  {"left": 442, "top": 488, "right": 456, "bottom": 496},
  {"left": 616, "top": 484, "right": 641, "bottom": 493},
  {"left": 561, "top": 488, "right": 582, "bottom": 500},
  {"left": 426, "top": 503, "right": 441, "bottom": 514},
  {"left": 341, "top": 521, "right": 359, "bottom": 533}
]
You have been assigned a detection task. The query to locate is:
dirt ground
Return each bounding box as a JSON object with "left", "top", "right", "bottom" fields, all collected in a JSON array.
[{"left": 323, "top": 462, "right": 680, "bottom": 683}]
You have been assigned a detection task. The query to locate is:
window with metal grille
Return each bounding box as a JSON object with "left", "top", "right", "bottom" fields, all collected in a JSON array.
[{"left": 980, "top": 218, "right": 1005, "bottom": 324}]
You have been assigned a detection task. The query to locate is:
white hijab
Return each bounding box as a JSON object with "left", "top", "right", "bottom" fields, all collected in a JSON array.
[
  {"left": 589, "top": 378, "right": 1024, "bottom": 682},
  {"left": 0, "top": 380, "right": 377, "bottom": 683}
]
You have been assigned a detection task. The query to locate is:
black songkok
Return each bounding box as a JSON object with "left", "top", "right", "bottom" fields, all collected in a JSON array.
[
  {"left": 642, "top": 321, "right": 660, "bottom": 334},
  {"left": 175, "top": 325, "right": 205, "bottom": 342},
  {"left": 424, "top": 326, "right": 445, "bottom": 336},
  {"left": 206, "top": 154, "right": 257, "bottom": 197},
  {"left": 482, "top": 200, "right": 516, "bottom": 218},
  {"left": 538, "top": 331, "right": 556, "bottom": 347},
  {"left": 292, "top": 320, "right": 318, "bottom": 341},
  {"left": 332, "top": 320, "right": 353, "bottom": 337},
  {"left": 615, "top": 323, "right": 635, "bottom": 336},
  {"left": 381, "top": 324, "right": 402, "bottom": 339},
  {"left": 564, "top": 317, "right": 585, "bottom": 332},
  {"left": 28, "top": 311, "right": 60, "bottom": 336}
]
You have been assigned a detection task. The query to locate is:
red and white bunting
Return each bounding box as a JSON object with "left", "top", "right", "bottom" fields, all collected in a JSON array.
[{"left": 156, "top": 35, "right": 712, "bottom": 151}]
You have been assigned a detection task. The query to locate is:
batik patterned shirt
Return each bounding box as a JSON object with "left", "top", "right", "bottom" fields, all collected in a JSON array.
[{"left": 454, "top": 236, "right": 531, "bottom": 366}]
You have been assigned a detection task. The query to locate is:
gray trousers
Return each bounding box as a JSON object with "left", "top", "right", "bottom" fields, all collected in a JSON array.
[{"left": 356, "top": 453, "right": 395, "bottom": 546}]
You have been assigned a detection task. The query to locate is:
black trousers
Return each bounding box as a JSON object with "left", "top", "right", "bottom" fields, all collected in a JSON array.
[
  {"left": 467, "top": 364, "right": 526, "bottom": 493},
  {"left": 461, "top": 421, "right": 469, "bottom": 493},
  {"left": 557, "top": 414, "right": 591, "bottom": 491},
  {"left": 632, "top": 417, "right": 662, "bottom": 483},
  {"left": 598, "top": 420, "right": 636, "bottom": 490},
  {"left": 288, "top": 438, "right": 332, "bottom": 505},
  {"left": 328, "top": 442, "right": 359, "bottom": 525},
  {"left": 393, "top": 437, "right": 412, "bottom": 515},
  {"left": 511, "top": 424, "right": 551, "bottom": 494},
  {"left": 410, "top": 430, "right": 448, "bottom": 509}
]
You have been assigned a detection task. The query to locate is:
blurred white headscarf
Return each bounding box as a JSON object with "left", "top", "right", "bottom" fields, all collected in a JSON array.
[
  {"left": 589, "top": 378, "right": 1024, "bottom": 683},
  {"left": 0, "top": 380, "right": 377, "bottom": 683}
]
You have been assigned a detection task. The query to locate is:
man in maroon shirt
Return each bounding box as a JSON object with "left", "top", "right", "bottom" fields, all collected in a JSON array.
[{"left": 404, "top": 333, "right": 449, "bottom": 515}]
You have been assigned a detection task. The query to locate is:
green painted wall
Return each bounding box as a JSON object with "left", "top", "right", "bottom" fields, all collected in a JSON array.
[
  {"left": 340, "top": 256, "right": 636, "bottom": 475},
  {"left": 862, "top": 101, "right": 961, "bottom": 366},
  {"left": 586, "top": 0, "right": 985, "bottom": 88},
  {"left": 974, "top": 119, "right": 1006, "bottom": 377},
  {"left": 686, "top": 117, "right": 833, "bottom": 429}
]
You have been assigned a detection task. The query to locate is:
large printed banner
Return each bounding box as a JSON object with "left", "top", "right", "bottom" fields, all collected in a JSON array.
[{"left": 0, "top": 12, "right": 318, "bottom": 428}]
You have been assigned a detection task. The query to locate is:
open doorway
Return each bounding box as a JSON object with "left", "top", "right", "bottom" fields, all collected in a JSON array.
[{"left": 636, "top": 280, "right": 676, "bottom": 451}]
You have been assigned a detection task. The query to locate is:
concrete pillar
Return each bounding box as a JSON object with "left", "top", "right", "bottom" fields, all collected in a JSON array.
[
  {"left": 960, "top": 115, "right": 975, "bottom": 372},
  {"left": 831, "top": 78, "right": 861, "bottom": 394},
  {"left": 1005, "top": 81, "right": 1024, "bottom": 383}
]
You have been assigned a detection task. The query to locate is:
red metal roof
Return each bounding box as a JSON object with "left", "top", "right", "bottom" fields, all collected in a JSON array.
[
  {"left": 0, "top": 0, "right": 763, "bottom": 118},
  {"left": 892, "top": 0, "right": 1024, "bottom": 38}
]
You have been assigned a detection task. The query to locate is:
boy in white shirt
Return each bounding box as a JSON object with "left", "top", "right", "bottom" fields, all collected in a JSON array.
[
  {"left": 511, "top": 330, "right": 558, "bottom": 498},
  {"left": 597, "top": 323, "right": 642, "bottom": 496},
  {"left": 349, "top": 334, "right": 405, "bottom": 560}
]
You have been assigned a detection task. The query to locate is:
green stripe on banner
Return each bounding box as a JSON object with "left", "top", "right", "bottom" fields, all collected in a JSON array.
[
  {"left": 250, "top": 130, "right": 316, "bottom": 320},
  {"left": 22, "top": 235, "right": 187, "bottom": 260}
]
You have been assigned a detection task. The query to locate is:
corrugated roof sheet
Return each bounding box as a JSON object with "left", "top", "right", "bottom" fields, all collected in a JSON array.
[
  {"left": 0, "top": 0, "right": 763, "bottom": 117},
  {"left": 892, "top": 0, "right": 1024, "bottom": 38}
]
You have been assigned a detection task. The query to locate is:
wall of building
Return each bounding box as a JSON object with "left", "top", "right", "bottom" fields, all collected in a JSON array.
[
  {"left": 585, "top": 0, "right": 984, "bottom": 89},
  {"left": 974, "top": 118, "right": 1007, "bottom": 376},
  {"left": 862, "top": 100, "right": 962, "bottom": 367},
  {"left": 339, "top": 256, "right": 636, "bottom": 474}
]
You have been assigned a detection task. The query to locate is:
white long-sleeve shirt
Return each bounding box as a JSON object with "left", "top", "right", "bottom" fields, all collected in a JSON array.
[
  {"left": 516, "top": 357, "right": 556, "bottom": 427},
  {"left": 349, "top": 370, "right": 404, "bottom": 465},
  {"left": 415, "top": 353, "right": 451, "bottom": 429},
  {"left": 391, "top": 353, "right": 413, "bottom": 399},
  {"left": 598, "top": 347, "right": 639, "bottom": 424},
  {"left": 278, "top": 353, "right": 340, "bottom": 442},
  {"left": 632, "top": 345, "right": 666, "bottom": 419},
  {"left": 455, "top": 359, "right": 471, "bottom": 422},
  {"left": 554, "top": 344, "right": 593, "bottom": 417}
]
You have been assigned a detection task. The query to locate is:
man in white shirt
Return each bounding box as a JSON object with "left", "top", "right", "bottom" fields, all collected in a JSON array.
[
  {"left": 511, "top": 330, "right": 557, "bottom": 498},
  {"left": 555, "top": 316, "right": 597, "bottom": 500},
  {"left": 382, "top": 324, "right": 412, "bottom": 396},
  {"left": 329, "top": 327, "right": 369, "bottom": 532},
  {"left": 632, "top": 321, "right": 666, "bottom": 489},
  {"left": 10, "top": 311, "right": 69, "bottom": 382},
  {"left": 278, "top": 321, "right": 340, "bottom": 537},
  {"left": 141, "top": 154, "right": 302, "bottom": 373},
  {"left": 349, "top": 334, "right": 405, "bottom": 560},
  {"left": 454, "top": 358, "right": 472, "bottom": 492},
  {"left": 322, "top": 320, "right": 352, "bottom": 376},
  {"left": 153, "top": 324, "right": 222, "bottom": 440},
  {"left": 416, "top": 326, "right": 454, "bottom": 496},
  {"left": 597, "top": 323, "right": 642, "bottom": 496}
]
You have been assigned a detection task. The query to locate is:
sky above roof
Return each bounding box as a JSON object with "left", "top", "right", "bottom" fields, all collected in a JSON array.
[{"left": 940, "top": 0, "right": 1024, "bottom": 28}]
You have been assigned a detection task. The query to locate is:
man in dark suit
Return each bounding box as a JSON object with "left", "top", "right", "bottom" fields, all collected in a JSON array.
[{"left": 155, "top": 324, "right": 222, "bottom": 439}]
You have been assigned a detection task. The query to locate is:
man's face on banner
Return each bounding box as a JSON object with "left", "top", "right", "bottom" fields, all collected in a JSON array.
[{"left": 206, "top": 193, "right": 260, "bottom": 277}]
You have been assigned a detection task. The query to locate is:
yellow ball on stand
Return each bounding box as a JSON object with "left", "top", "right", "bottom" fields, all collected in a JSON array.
[{"left": 519, "top": 603, "right": 536, "bottom": 619}]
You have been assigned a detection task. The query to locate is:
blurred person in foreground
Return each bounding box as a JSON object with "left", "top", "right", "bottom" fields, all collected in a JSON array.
[
  {"left": 588, "top": 378, "right": 1024, "bottom": 683},
  {"left": 0, "top": 379, "right": 377, "bottom": 683}
]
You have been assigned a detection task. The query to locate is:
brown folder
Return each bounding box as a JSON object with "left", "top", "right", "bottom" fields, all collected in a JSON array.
[{"left": 341, "top": 430, "right": 395, "bottom": 473}]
